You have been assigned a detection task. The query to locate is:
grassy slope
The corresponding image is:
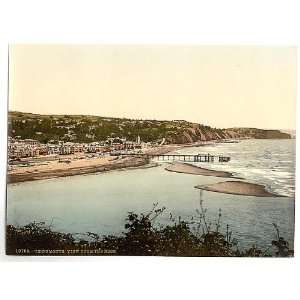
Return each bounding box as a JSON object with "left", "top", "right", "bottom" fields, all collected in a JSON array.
[{"left": 8, "top": 111, "right": 291, "bottom": 144}]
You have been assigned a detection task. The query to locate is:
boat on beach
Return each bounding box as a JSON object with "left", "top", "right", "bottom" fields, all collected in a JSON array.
[{"left": 58, "top": 158, "right": 71, "bottom": 164}]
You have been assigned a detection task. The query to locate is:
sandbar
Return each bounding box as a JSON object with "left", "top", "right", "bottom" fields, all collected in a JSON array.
[
  {"left": 165, "top": 162, "right": 234, "bottom": 178},
  {"left": 195, "top": 180, "right": 282, "bottom": 197}
]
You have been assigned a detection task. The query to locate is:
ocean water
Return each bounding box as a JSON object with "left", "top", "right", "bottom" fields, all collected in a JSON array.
[
  {"left": 172, "top": 139, "right": 296, "bottom": 197},
  {"left": 7, "top": 139, "right": 295, "bottom": 250}
]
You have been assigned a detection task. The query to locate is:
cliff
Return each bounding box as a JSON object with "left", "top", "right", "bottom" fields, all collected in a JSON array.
[{"left": 164, "top": 125, "right": 291, "bottom": 144}]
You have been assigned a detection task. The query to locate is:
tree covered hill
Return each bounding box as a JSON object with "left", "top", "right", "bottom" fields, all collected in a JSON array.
[{"left": 8, "top": 111, "right": 291, "bottom": 144}]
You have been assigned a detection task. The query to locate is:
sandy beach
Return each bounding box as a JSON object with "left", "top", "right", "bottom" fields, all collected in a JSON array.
[
  {"left": 195, "top": 180, "right": 282, "bottom": 197},
  {"left": 7, "top": 144, "right": 183, "bottom": 184},
  {"left": 144, "top": 144, "right": 184, "bottom": 155},
  {"left": 7, "top": 155, "right": 149, "bottom": 184},
  {"left": 165, "top": 162, "right": 234, "bottom": 178}
]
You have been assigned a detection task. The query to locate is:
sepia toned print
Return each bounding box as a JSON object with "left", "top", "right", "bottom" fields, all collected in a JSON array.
[{"left": 6, "top": 45, "right": 296, "bottom": 256}]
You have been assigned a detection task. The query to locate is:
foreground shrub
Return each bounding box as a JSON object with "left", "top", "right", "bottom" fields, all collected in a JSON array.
[{"left": 6, "top": 202, "right": 294, "bottom": 257}]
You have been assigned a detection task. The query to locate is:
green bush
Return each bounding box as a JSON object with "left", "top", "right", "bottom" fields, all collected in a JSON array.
[{"left": 6, "top": 201, "right": 294, "bottom": 257}]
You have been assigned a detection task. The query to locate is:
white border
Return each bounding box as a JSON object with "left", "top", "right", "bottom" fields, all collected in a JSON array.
[{"left": 0, "top": 1, "right": 299, "bottom": 300}]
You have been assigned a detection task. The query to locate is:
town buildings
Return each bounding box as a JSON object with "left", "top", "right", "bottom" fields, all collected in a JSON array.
[{"left": 7, "top": 135, "right": 150, "bottom": 161}]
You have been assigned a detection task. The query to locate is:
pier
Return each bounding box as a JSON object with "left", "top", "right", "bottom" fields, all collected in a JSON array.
[{"left": 111, "top": 153, "right": 230, "bottom": 163}]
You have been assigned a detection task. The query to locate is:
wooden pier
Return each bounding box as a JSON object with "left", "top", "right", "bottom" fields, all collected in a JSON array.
[{"left": 111, "top": 152, "right": 230, "bottom": 163}]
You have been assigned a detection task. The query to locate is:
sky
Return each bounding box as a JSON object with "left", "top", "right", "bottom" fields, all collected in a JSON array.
[{"left": 9, "top": 45, "right": 297, "bottom": 129}]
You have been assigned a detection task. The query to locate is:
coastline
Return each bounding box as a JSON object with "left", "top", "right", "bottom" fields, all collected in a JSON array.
[
  {"left": 7, "top": 156, "right": 147, "bottom": 184},
  {"left": 7, "top": 144, "right": 183, "bottom": 184},
  {"left": 8, "top": 141, "right": 286, "bottom": 198}
]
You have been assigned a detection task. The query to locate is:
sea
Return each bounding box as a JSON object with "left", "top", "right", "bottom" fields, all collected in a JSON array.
[{"left": 7, "top": 139, "right": 295, "bottom": 250}]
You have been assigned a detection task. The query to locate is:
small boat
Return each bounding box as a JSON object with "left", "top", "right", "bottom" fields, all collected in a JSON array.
[
  {"left": 58, "top": 158, "right": 71, "bottom": 164},
  {"left": 222, "top": 140, "right": 239, "bottom": 143}
]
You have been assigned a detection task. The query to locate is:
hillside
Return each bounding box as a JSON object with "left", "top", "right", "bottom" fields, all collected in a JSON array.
[{"left": 8, "top": 111, "right": 291, "bottom": 144}]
